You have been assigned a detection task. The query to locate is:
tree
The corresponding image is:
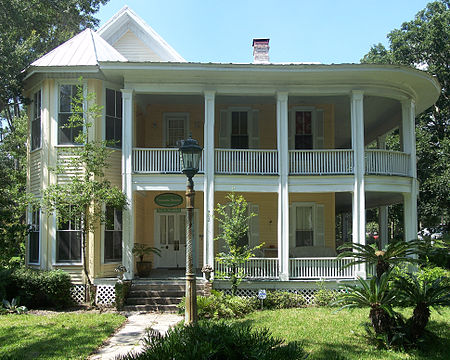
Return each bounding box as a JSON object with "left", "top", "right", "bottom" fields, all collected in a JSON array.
[
  {"left": 361, "top": 0, "right": 450, "bottom": 228},
  {"left": 41, "top": 82, "right": 127, "bottom": 292},
  {"left": 214, "top": 192, "right": 262, "bottom": 295},
  {"left": 0, "top": 0, "right": 109, "bottom": 127}
]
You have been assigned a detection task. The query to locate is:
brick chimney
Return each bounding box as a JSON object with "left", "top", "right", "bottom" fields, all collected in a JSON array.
[{"left": 252, "top": 38, "right": 270, "bottom": 64}]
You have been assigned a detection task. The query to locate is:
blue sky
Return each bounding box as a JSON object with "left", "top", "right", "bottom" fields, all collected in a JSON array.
[{"left": 99, "top": 0, "right": 430, "bottom": 64}]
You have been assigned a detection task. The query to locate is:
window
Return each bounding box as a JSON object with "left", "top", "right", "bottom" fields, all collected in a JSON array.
[
  {"left": 31, "top": 90, "right": 41, "bottom": 150},
  {"left": 231, "top": 111, "right": 249, "bottom": 149},
  {"left": 295, "top": 206, "right": 314, "bottom": 246},
  {"left": 58, "top": 84, "right": 82, "bottom": 145},
  {"left": 104, "top": 207, "right": 122, "bottom": 262},
  {"left": 164, "top": 113, "right": 188, "bottom": 147},
  {"left": 105, "top": 89, "right": 122, "bottom": 148},
  {"left": 29, "top": 209, "right": 40, "bottom": 264},
  {"left": 56, "top": 208, "right": 81, "bottom": 262},
  {"left": 295, "top": 111, "right": 313, "bottom": 149}
]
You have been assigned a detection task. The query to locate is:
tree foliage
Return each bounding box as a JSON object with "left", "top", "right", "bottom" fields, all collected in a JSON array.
[
  {"left": 0, "top": 0, "right": 109, "bottom": 127},
  {"left": 361, "top": 0, "right": 450, "bottom": 227},
  {"left": 214, "top": 192, "right": 262, "bottom": 295},
  {"left": 41, "top": 82, "right": 127, "bottom": 287}
]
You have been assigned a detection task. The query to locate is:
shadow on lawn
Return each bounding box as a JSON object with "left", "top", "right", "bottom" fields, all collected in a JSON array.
[
  {"left": 0, "top": 319, "right": 115, "bottom": 360},
  {"left": 238, "top": 317, "right": 450, "bottom": 360}
]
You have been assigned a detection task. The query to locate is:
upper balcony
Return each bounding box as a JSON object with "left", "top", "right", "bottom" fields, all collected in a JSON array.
[{"left": 129, "top": 93, "right": 412, "bottom": 178}]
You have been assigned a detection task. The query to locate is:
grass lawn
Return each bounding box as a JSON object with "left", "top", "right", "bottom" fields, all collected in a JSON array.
[
  {"left": 0, "top": 312, "right": 126, "bottom": 360},
  {"left": 238, "top": 307, "right": 450, "bottom": 360}
]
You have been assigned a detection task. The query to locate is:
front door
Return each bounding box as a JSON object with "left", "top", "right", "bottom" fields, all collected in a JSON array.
[{"left": 157, "top": 212, "right": 186, "bottom": 268}]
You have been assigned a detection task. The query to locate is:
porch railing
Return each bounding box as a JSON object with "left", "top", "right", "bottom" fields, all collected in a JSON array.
[
  {"left": 289, "top": 150, "right": 354, "bottom": 175},
  {"left": 289, "top": 257, "right": 355, "bottom": 279},
  {"left": 214, "top": 258, "right": 279, "bottom": 279},
  {"left": 365, "top": 150, "right": 410, "bottom": 176},
  {"left": 215, "top": 149, "right": 278, "bottom": 175},
  {"left": 133, "top": 148, "right": 204, "bottom": 173}
]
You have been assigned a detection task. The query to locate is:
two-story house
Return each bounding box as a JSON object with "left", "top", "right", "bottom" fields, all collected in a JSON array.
[{"left": 24, "top": 7, "right": 440, "bottom": 301}]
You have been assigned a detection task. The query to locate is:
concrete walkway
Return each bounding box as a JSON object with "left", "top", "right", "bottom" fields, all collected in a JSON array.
[{"left": 90, "top": 313, "right": 183, "bottom": 359}]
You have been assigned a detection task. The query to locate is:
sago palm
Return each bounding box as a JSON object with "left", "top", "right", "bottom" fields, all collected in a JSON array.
[
  {"left": 337, "top": 240, "right": 420, "bottom": 279},
  {"left": 334, "top": 271, "right": 397, "bottom": 335},
  {"left": 394, "top": 275, "right": 450, "bottom": 340}
]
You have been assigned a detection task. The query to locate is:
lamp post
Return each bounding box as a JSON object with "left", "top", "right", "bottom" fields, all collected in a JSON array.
[{"left": 178, "top": 135, "right": 202, "bottom": 325}]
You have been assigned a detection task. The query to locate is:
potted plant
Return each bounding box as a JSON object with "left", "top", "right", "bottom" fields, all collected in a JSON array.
[
  {"left": 201, "top": 264, "right": 214, "bottom": 281},
  {"left": 132, "top": 244, "right": 161, "bottom": 278}
]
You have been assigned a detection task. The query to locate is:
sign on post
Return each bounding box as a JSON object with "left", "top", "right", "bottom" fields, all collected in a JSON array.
[{"left": 258, "top": 289, "right": 267, "bottom": 310}]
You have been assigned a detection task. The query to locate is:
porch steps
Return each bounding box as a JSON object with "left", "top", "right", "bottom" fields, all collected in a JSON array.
[{"left": 124, "top": 279, "right": 210, "bottom": 313}]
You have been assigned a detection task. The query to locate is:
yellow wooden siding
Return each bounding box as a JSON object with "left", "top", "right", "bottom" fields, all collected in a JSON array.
[
  {"left": 53, "top": 266, "right": 84, "bottom": 284},
  {"left": 105, "top": 150, "right": 122, "bottom": 188},
  {"left": 56, "top": 148, "right": 83, "bottom": 183},
  {"left": 136, "top": 104, "right": 204, "bottom": 148},
  {"left": 113, "top": 30, "right": 161, "bottom": 62},
  {"left": 289, "top": 193, "right": 336, "bottom": 249},
  {"left": 29, "top": 150, "right": 42, "bottom": 195}
]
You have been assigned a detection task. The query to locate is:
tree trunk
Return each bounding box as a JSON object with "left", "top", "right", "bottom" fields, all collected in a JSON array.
[
  {"left": 370, "top": 305, "right": 392, "bottom": 334},
  {"left": 410, "top": 303, "right": 430, "bottom": 339}
]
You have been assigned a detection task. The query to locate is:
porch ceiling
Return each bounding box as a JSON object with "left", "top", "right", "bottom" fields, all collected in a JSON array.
[{"left": 336, "top": 191, "right": 403, "bottom": 213}]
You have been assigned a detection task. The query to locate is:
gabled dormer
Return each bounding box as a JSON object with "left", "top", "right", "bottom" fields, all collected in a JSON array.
[{"left": 97, "top": 6, "right": 185, "bottom": 62}]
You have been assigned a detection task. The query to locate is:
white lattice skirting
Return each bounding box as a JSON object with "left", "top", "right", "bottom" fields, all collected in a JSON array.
[
  {"left": 70, "top": 284, "right": 116, "bottom": 306},
  {"left": 220, "top": 288, "right": 343, "bottom": 305}
]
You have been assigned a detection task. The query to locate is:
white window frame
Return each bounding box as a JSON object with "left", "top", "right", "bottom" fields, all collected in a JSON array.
[
  {"left": 104, "top": 87, "right": 122, "bottom": 149},
  {"left": 54, "top": 81, "right": 87, "bottom": 147},
  {"left": 289, "top": 106, "right": 324, "bottom": 150},
  {"left": 102, "top": 206, "right": 123, "bottom": 264},
  {"left": 30, "top": 89, "right": 42, "bottom": 152},
  {"left": 162, "top": 112, "right": 189, "bottom": 148},
  {"left": 27, "top": 207, "right": 41, "bottom": 265}
]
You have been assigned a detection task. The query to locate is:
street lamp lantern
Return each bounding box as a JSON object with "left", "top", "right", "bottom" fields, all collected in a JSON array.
[
  {"left": 178, "top": 135, "right": 202, "bottom": 325},
  {"left": 179, "top": 135, "right": 202, "bottom": 180}
]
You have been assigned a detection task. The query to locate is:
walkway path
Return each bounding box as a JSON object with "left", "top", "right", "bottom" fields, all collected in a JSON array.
[{"left": 90, "top": 312, "right": 183, "bottom": 359}]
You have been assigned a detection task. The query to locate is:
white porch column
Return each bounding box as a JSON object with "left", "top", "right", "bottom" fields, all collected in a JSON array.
[
  {"left": 402, "top": 99, "right": 418, "bottom": 242},
  {"left": 203, "top": 90, "right": 215, "bottom": 271},
  {"left": 121, "top": 89, "right": 135, "bottom": 279},
  {"left": 351, "top": 90, "right": 366, "bottom": 278},
  {"left": 377, "top": 135, "right": 389, "bottom": 249},
  {"left": 277, "top": 92, "right": 289, "bottom": 281}
]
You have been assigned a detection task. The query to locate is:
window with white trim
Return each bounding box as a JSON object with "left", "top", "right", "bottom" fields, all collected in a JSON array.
[
  {"left": 289, "top": 107, "right": 324, "bottom": 150},
  {"left": 105, "top": 89, "right": 122, "bottom": 148},
  {"left": 29, "top": 209, "right": 40, "bottom": 264},
  {"left": 290, "top": 203, "right": 325, "bottom": 248},
  {"left": 164, "top": 113, "right": 188, "bottom": 148},
  {"left": 58, "top": 84, "right": 82, "bottom": 145},
  {"left": 31, "top": 90, "right": 41, "bottom": 150},
  {"left": 219, "top": 108, "right": 259, "bottom": 149},
  {"left": 104, "top": 207, "right": 122, "bottom": 263},
  {"left": 56, "top": 207, "right": 81, "bottom": 262}
]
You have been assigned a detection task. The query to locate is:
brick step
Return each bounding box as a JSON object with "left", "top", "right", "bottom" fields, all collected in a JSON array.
[
  {"left": 123, "top": 304, "right": 179, "bottom": 313},
  {"left": 127, "top": 297, "right": 182, "bottom": 305}
]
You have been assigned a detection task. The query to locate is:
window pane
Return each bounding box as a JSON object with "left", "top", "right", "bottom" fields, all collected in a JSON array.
[
  {"left": 296, "top": 231, "right": 313, "bottom": 247},
  {"left": 240, "top": 112, "right": 248, "bottom": 133},
  {"left": 296, "top": 207, "right": 313, "bottom": 230},
  {"left": 29, "top": 233, "right": 39, "bottom": 263},
  {"left": 31, "top": 118, "right": 41, "bottom": 150},
  {"left": 105, "top": 232, "right": 113, "bottom": 261},
  {"left": 70, "top": 232, "right": 81, "bottom": 261},
  {"left": 116, "top": 91, "right": 122, "bottom": 117},
  {"left": 160, "top": 216, "right": 166, "bottom": 244},
  {"left": 58, "top": 113, "right": 71, "bottom": 144},
  {"left": 57, "top": 232, "right": 70, "bottom": 261},
  {"left": 115, "top": 118, "right": 122, "bottom": 148},
  {"left": 106, "top": 89, "right": 115, "bottom": 116},
  {"left": 112, "top": 231, "right": 122, "bottom": 260},
  {"left": 179, "top": 215, "right": 186, "bottom": 244},
  {"left": 105, "top": 206, "right": 114, "bottom": 230},
  {"left": 168, "top": 215, "right": 175, "bottom": 244},
  {"left": 115, "top": 210, "right": 122, "bottom": 230},
  {"left": 60, "top": 85, "right": 73, "bottom": 112}
]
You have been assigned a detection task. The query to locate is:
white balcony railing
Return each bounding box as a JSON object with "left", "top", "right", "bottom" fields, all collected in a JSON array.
[
  {"left": 289, "top": 150, "right": 354, "bottom": 175},
  {"left": 214, "top": 258, "right": 279, "bottom": 279},
  {"left": 365, "top": 150, "right": 410, "bottom": 176},
  {"left": 133, "top": 148, "right": 204, "bottom": 174},
  {"left": 215, "top": 149, "right": 278, "bottom": 175},
  {"left": 289, "top": 257, "right": 355, "bottom": 279}
]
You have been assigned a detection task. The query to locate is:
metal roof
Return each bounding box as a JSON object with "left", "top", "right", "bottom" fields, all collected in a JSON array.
[{"left": 31, "top": 29, "right": 127, "bottom": 67}]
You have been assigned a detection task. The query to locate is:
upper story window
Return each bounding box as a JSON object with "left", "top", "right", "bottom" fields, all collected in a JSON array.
[
  {"left": 219, "top": 108, "right": 259, "bottom": 149},
  {"left": 104, "top": 207, "right": 122, "bottom": 263},
  {"left": 28, "top": 208, "right": 40, "bottom": 264},
  {"left": 231, "top": 111, "right": 249, "bottom": 149},
  {"left": 58, "top": 84, "right": 83, "bottom": 145},
  {"left": 163, "top": 113, "right": 189, "bottom": 148},
  {"left": 56, "top": 207, "right": 81, "bottom": 263},
  {"left": 289, "top": 108, "right": 324, "bottom": 150},
  {"left": 31, "top": 90, "right": 41, "bottom": 151},
  {"left": 105, "top": 89, "right": 122, "bottom": 148}
]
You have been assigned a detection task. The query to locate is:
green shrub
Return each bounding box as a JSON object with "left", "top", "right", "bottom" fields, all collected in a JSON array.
[
  {"left": 417, "top": 266, "right": 450, "bottom": 285},
  {"left": 314, "top": 289, "right": 338, "bottom": 306},
  {"left": 0, "top": 268, "right": 13, "bottom": 300},
  {"left": 264, "top": 291, "right": 305, "bottom": 309},
  {"left": 8, "top": 268, "right": 73, "bottom": 309},
  {"left": 121, "top": 320, "right": 305, "bottom": 360}
]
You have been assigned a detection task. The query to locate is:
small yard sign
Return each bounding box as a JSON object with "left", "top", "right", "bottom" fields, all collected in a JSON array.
[{"left": 258, "top": 289, "right": 267, "bottom": 300}]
